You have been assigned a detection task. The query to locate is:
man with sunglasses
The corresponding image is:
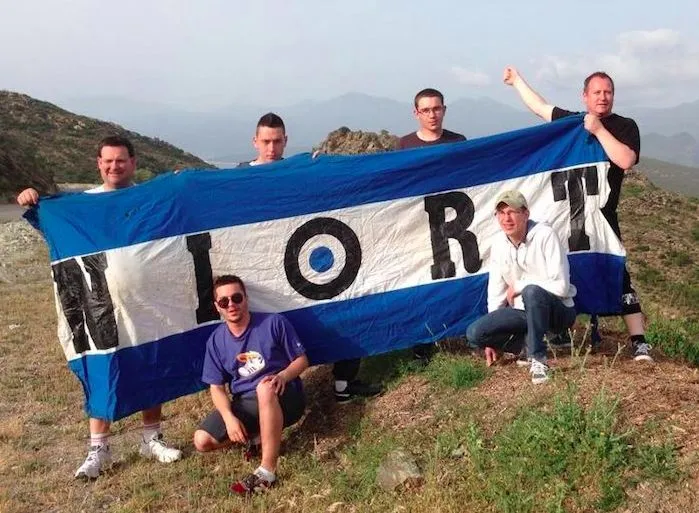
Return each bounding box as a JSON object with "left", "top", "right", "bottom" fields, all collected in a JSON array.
[
  {"left": 398, "top": 88, "right": 466, "bottom": 150},
  {"left": 398, "top": 88, "right": 466, "bottom": 363},
  {"left": 16, "top": 135, "right": 182, "bottom": 479},
  {"left": 193, "top": 275, "right": 309, "bottom": 495}
]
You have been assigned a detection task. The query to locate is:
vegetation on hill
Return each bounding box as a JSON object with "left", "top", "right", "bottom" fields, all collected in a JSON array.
[
  {"left": 636, "top": 156, "right": 699, "bottom": 198},
  {"left": 0, "top": 90, "right": 214, "bottom": 201}
]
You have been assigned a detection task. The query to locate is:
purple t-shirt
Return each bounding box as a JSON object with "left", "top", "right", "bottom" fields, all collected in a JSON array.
[{"left": 201, "top": 312, "right": 306, "bottom": 395}]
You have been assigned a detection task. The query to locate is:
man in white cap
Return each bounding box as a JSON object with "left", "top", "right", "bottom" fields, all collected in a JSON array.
[{"left": 466, "top": 190, "right": 577, "bottom": 384}]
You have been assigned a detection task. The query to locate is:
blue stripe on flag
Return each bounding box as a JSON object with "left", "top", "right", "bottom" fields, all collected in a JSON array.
[
  {"left": 31, "top": 116, "right": 602, "bottom": 260},
  {"left": 67, "top": 248, "right": 622, "bottom": 420},
  {"left": 569, "top": 252, "right": 625, "bottom": 314}
]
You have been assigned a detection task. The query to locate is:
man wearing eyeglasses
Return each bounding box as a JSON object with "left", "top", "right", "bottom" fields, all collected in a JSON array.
[
  {"left": 466, "top": 191, "right": 577, "bottom": 385},
  {"left": 193, "top": 274, "right": 309, "bottom": 495},
  {"left": 398, "top": 88, "right": 466, "bottom": 362},
  {"left": 398, "top": 88, "right": 466, "bottom": 149}
]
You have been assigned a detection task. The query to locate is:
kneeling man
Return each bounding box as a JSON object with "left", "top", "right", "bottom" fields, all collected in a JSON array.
[
  {"left": 193, "top": 275, "right": 309, "bottom": 494},
  {"left": 467, "top": 191, "right": 577, "bottom": 384}
]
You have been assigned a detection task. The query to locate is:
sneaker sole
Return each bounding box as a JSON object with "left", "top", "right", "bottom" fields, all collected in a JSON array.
[
  {"left": 633, "top": 354, "right": 654, "bottom": 362},
  {"left": 531, "top": 376, "right": 550, "bottom": 385}
]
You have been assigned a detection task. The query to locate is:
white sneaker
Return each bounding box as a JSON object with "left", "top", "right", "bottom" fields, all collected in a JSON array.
[
  {"left": 74, "top": 445, "right": 113, "bottom": 479},
  {"left": 530, "top": 359, "right": 550, "bottom": 385},
  {"left": 139, "top": 433, "right": 182, "bottom": 463}
]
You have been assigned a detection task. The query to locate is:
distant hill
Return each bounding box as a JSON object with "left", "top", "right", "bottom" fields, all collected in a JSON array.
[
  {"left": 642, "top": 132, "right": 699, "bottom": 168},
  {"left": 60, "top": 92, "right": 699, "bottom": 174},
  {"left": 59, "top": 92, "right": 539, "bottom": 160},
  {"left": 636, "top": 157, "right": 699, "bottom": 197},
  {"left": 0, "top": 91, "right": 213, "bottom": 201}
]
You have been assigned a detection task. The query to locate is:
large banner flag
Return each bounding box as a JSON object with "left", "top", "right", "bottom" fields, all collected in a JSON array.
[{"left": 27, "top": 115, "right": 625, "bottom": 420}]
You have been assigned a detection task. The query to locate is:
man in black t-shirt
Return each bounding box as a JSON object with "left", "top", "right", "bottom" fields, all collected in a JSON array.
[
  {"left": 399, "top": 88, "right": 466, "bottom": 149},
  {"left": 503, "top": 66, "right": 652, "bottom": 362},
  {"left": 399, "top": 88, "right": 466, "bottom": 362}
]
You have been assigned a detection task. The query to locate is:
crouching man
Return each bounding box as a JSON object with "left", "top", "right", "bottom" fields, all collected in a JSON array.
[
  {"left": 193, "top": 275, "right": 308, "bottom": 495},
  {"left": 466, "top": 191, "right": 577, "bottom": 384}
]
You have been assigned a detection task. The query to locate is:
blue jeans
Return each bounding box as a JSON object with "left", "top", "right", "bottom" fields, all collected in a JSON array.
[{"left": 466, "top": 285, "right": 576, "bottom": 361}]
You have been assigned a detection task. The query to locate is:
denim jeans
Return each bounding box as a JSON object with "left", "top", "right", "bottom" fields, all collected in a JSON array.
[{"left": 466, "top": 285, "right": 576, "bottom": 361}]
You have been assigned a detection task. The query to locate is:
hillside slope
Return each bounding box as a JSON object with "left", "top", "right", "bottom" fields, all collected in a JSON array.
[{"left": 0, "top": 91, "right": 214, "bottom": 201}]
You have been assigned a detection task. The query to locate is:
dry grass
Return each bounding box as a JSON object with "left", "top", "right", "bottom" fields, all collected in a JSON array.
[{"left": 1, "top": 175, "right": 698, "bottom": 512}]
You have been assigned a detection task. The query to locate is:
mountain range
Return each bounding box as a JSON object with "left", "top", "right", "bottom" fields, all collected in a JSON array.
[{"left": 58, "top": 93, "right": 699, "bottom": 168}]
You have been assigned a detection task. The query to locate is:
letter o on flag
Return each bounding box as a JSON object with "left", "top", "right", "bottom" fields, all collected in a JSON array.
[{"left": 284, "top": 217, "right": 362, "bottom": 300}]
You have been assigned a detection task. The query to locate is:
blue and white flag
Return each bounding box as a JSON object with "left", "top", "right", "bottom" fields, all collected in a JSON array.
[{"left": 28, "top": 115, "right": 624, "bottom": 420}]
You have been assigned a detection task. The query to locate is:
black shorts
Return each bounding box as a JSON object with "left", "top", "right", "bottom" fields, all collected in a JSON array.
[{"left": 198, "top": 385, "right": 306, "bottom": 443}]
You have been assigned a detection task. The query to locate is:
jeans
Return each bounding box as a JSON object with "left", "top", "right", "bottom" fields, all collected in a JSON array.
[{"left": 466, "top": 285, "right": 576, "bottom": 361}]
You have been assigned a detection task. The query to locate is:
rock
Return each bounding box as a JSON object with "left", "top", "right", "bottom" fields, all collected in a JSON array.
[
  {"left": 450, "top": 445, "right": 467, "bottom": 458},
  {"left": 375, "top": 448, "right": 423, "bottom": 491}
]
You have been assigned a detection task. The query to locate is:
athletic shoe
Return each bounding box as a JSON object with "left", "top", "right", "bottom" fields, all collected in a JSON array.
[
  {"left": 139, "top": 433, "right": 182, "bottom": 463},
  {"left": 632, "top": 342, "right": 654, "bottom": 362},
  {"left": 74, "top": 445, "right": 113, "bottom": 479},
  {"left": 530, "top": 359, "right": 550, "bottom": 385},
  {"left": 230, "top": 472, "right": 275, "bottom": 495},
  {"left": 335, "top": 380, "right": 383, "bottom": 403}
]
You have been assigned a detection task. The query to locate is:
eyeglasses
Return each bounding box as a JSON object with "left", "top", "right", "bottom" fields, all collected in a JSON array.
[
  {"left": 216, "top": 293, "right": 244, "bottom": 309},
  {"left": 417, "top": 106, "right": 445, "bottom": 115}
]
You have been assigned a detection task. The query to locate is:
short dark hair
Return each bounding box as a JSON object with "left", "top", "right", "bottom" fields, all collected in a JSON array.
[
  {"left": 256, "top": 112, "right": 285, "bottom": 134},
  {"left": 414, "top": 88, "right": 444, "bottom": 108},
  {"left": 97, "top": 135, "right": 135, "bottom": 158},
  {"left": 583, "top": 72, "right": 615, "bottom": 93},
  {"left": 213, "top": 274, "right": 247, "bottom": 297}
]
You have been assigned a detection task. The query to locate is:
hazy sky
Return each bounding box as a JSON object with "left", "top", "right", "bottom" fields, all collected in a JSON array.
[{"left": 2, "top": 0, "right": 698, "bottom": 111}]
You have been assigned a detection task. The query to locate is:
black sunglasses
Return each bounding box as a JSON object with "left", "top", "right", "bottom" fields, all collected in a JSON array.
[{"left": 216, "top": 293, "right": 244, "bottom": 309}]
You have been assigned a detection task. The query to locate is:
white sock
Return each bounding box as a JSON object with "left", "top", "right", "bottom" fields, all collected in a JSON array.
[
  {"left": 335, "top": 380, "right": 348, "bottom": 392},
  {"left": 90, "top": 432, "right": 110, "bottom": 448},
  {"left": 255, "top": 466, "right": 276, "bottom": 482},
  {"left": 142, "top": 422, "right": 161, "bottom": 442}
]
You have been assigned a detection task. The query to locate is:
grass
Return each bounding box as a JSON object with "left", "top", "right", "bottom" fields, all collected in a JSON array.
[
  {"left": 645, "top": 318, "right": 699, "bottom": 366},
  {"left": 459, "top": 388, "right": 680, "bottom": 513}
]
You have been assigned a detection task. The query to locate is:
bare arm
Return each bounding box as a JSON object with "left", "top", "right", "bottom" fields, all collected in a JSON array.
[
  {"left": 503, "top": 66, "right": 554, "bottom": 122},
  {"left": 584, "top": 115, "right": 638, "bottom": 171}
]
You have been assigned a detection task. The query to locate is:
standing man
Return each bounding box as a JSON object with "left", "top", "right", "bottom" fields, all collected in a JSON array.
[
  {"left": 237, "top": 113, "right": 382, "bottom": 402},
  {"left": 503, "top": 66, "right": 652, "bottom": 362},
  {"left": 398, "top": 88, "right": 466, "bottom": 362},
  {"left": 16, "top": 135, "right": 182, "bottom": 479},
  {"left": 192, "top": 275, "right": 308, "bottom": 494},
  {"left": 237, "top": 112, "right": 288, "bottom": 167},
  {"left": 398, "top": 88, "right": 466, "bottom": 149},
  {"left": 466, "top": 191, "right": 577, "bottom": 384}
]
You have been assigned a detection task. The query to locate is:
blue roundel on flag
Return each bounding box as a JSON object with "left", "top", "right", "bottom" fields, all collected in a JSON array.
[
  {"left": 309, "top": 246, "right": 334, "bottom": 273},
  {"left": 298, "top": 234, "right": 347, "bottom": 285}
]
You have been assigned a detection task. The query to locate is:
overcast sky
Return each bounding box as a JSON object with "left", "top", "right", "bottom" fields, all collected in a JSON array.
[{"left": 2, "top": 0, "right": 698, "bottom": 112}]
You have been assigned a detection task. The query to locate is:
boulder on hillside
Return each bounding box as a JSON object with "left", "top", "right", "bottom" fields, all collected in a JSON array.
[{"left": 315, "top": 126, "right": 398, "bottom": 155}]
